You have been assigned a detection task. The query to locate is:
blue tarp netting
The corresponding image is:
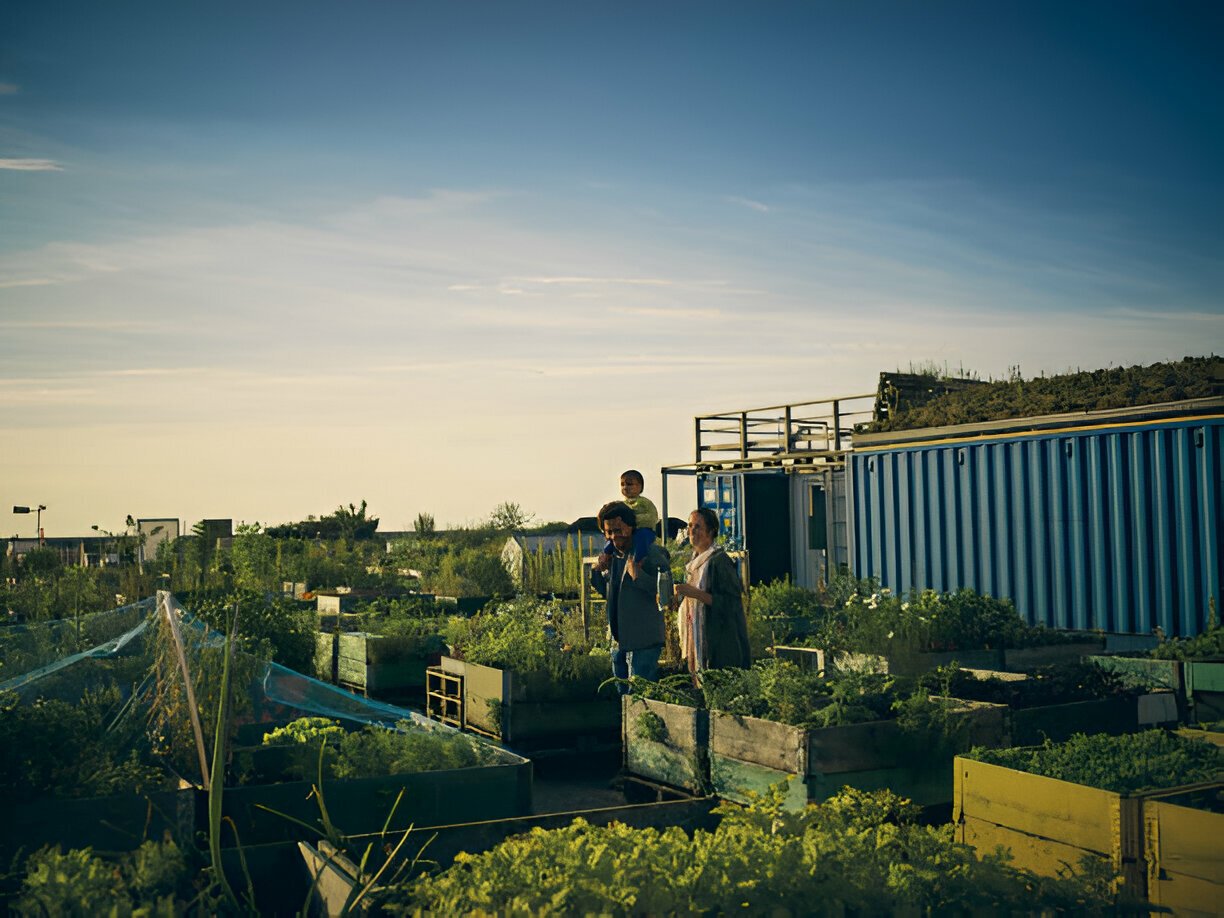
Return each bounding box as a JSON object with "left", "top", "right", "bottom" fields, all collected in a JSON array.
[{"left": 1, "top": 591, "right": 433, "bottom": 732}]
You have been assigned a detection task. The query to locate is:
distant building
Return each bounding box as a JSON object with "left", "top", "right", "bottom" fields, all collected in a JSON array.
[{"left": 137, "top": 518, "right": 180, "bottom": 565}]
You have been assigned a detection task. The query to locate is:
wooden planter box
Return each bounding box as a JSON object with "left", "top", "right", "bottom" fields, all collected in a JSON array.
[
  {"left": 0, "top": 784, "right": 196, "bottom": 861},
  {"left": 1001, "top": 638, "right": 1108, "bottom": 671},
  {"left": 1143, "top": 783, "right": 1224, "bottom": 914},
  {"left": 336, "top": 632, "right": 432, "bottom": 694},
  {"left": 1086, "top": 654, "right": 1184, "bottom": 693},
  {"left": 218, "top": 736, "right": 531, "bottom": 845},
  {"left": 709, "top": 699, "right": 1007, "bottom": 810},
  {"left": 621, "top": 696, "right": 709, "bottom": 794},
  {"left": 1185, "top": 659, "right": 1224, "bottom": 720},
  {"left": 954, "top": 756, "right": 1148, "bottom": 895},
  {"left": 315, "top": 631, "right": 337, "bottom": 683},
  {"left": 1008, "top": 694, "right": 1171, "bottom": 746},
  {"left": 795, "top": 639, "right": 1110, "bottom": 679},
  {"left": 437, "top": 655, "right": 618, "bottom": 745},
  {"left": 955, "top": 757, "right": 1224, "bottom": 902}
]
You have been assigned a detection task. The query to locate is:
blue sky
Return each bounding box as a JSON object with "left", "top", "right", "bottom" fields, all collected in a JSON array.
[{"left": 1, "top": 1, "right": 1221, "bottom": 536}]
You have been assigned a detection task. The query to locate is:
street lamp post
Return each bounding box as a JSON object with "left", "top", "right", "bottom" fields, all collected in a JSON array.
[{"left": 12, "top": 505, "right": 47, "bottom": 545}]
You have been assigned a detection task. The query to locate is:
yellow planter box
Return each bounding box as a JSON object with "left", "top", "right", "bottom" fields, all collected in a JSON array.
[
  {"left": 1143, "top": 783, "right": 1224, "bottom": 916},
  {"left": 954, "top": 756, "right": 1146, "bottom": 894},
  {"left": 955, "top": 757, "right": 1224, "bottom": 903}
]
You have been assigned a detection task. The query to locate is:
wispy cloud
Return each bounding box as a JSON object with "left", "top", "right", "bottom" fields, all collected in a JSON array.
[
  {"left": 0, "top": 83, "right": 17, "bottom": 95},
  {"left": 0, "top": 158, "right": 62, "bottom": 171},
  {"left": 727, "top": 195, "right": 769, "bottom": 213},
  {"left": 610, "top": 306, "right": 723, "bottom": 320},
  {"left": 508, "top": 275, "right": 675, "bottom": 287},
  {"left": 0, "top": 278, "right": 58, "bottom": 289},
  {"left": 0, "top": 319, "right": 157, "bottom": 331}
]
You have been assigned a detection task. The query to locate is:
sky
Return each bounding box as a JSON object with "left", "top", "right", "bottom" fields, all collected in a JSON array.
[{"left": 1, "top": 0, "right": 1221, "bottom": 538}]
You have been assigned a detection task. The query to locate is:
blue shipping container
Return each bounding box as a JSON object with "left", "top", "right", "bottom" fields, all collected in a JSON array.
[{"left": 849, "top": 408, "right": 1224, "bottom": 637}]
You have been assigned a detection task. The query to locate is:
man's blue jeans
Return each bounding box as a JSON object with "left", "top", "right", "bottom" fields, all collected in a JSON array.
[{"left": 611, "top": 643, "right": 662, "bottom": 693}]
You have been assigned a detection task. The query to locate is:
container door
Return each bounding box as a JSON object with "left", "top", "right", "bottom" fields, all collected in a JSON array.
[{"left": 744, "top": 473, "right": 792, "bottom": 586}]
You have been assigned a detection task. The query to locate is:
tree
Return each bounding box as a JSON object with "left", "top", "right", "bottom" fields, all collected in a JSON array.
[
  {"left": 488, "top": 502, "right": 534, "bottom": 532},
  {"left": 414, "top": 512, "right": 436, "bottom": 536}
]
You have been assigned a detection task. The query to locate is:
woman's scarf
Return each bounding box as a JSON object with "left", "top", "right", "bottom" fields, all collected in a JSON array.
[{"left": 679, "top": 545, "right": 720, "bottom": 671}]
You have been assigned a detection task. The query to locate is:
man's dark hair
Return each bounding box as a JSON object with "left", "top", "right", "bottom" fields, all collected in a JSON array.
[
  {"left": 621, "top": 469, "right": 644, "bottom": 486},
  {"left": 598, "top": 501, "right": 637, "bottom": 530}
]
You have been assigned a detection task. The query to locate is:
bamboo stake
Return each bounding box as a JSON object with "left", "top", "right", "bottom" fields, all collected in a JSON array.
[{"left": 159, "top": 590, "right": 211, "bottom": 789}]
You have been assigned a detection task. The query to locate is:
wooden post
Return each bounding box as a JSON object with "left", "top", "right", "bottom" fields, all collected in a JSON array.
[{"left": 159, "top": 591, "right": 211, "bottom": 789}]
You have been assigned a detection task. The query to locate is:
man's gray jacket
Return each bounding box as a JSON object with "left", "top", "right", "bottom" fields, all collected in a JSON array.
[{"left": 590, "top": 543, "right": 668, "bottom": 651}]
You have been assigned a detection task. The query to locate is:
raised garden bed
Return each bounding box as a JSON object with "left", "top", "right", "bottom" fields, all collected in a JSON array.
[
  {"left": 710, "top": 698, "right": 1006, "bottom": 809},
  {"left": 219, "top": 717, "right": 531, "bottom": 845},
  {"left": 919, "top": 662, "right": 1179, "bottom": 746},
  {"left": 436, "top": 655, "right": 618, "bottom": 745},
  {"left": 1, "top": 784, "right": 197, "bottom": 863},
  {"left": 1142, "top": 783, "right": 1224, "bottom": 914},
  {"left": 337, "top": 632, "right": 433, "bottom": 694},
  {"left": 622, "top": 695, "right": 709, "bottom": 794},
  {"left": 956, "top": 731, "right": 1224, "bottom": 899}
]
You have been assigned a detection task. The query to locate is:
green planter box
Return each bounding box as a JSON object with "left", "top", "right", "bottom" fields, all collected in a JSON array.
[
  {"left": 1001, "top": 638, "right": 1108, "bottom": 671},
  {"left": 1086, "top": 654, "right": 1184, "bottom": 693},
  {"left": 0, "top": 785, "right": 196, "bottom": 861},
  {"left": 1185, "top": 659, "right": 1224, "bottom": 719},
  {"left": 438, "top": 655, "right": 618, "bottom": 745},
  {"left": 336, "top": 632, "right": 435, "bottom": 693},
  {"left": 709, "top": 699, "right": 1007, "bottom": 810},
  {"left": 1008, "top": 695, "right": 1140, "bottom": 747},
  {"left": 315, "top": 631, "right": 337, "bottom": 683},
  {"left": 218, "top": 738, "right": 532, "bottom": 845},
  {"left": 622, "top": 696, "right": 709, "bottom": 794}
]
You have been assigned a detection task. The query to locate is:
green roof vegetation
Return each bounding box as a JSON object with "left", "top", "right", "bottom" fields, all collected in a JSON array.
[{"left": 863, "top": 355, "right": 1222, "bottom": 433}]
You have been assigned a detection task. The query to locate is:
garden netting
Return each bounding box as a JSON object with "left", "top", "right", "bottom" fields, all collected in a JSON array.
[{"left": 1, "top": 591, "right": 433, "bottom": 731}]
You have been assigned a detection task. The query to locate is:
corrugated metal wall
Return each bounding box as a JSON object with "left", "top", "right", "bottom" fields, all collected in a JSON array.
[{"left": 850, "top": 416, "right": 1223, "bottom": 637}]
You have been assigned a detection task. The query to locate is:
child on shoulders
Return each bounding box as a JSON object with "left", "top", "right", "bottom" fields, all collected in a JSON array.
[{"left": 602, "top": 469, "right": 658, "bottom": 563}]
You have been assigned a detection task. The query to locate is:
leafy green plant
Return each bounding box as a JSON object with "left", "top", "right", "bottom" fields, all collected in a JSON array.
[
  {"left": 809, "top": 583, "right": 1080, "bottom": 657},
  {"left": 15, "top": 840, "right": 190, "bottom": 916},
  {"left": 0, "top": 684, "right": 170, "bottom": 799},
  {"left": 258, "top": 716, "right": 494, "bottom": 781},
  {"left": 919, "top": 660, "right": 1129, "bottom": 708},
  {"left": 444, "top": 597, "right": 610, "bottom": 695},
  {"left": 1151, "top": 596, "right": 1222, "bottom": 660},
  {"left": 634, "top": 710, "right": 667, "bottom": 743},
  {"left": 374, "top": 785, "right": 1120, "bottom": 915},
  {"left": 969, "top": 730, "right": 1224, "bottom": 794}
]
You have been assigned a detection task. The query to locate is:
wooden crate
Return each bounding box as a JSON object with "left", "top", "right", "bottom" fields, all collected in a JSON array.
[
  {"left": 1143, "top": 783, "right": 1224, "bottom": 916},
  {"left": 622, "top": 696, "right": 709, "bottom": 794},
  {"left": 426, "top": 666, "right": 463, "bottom": 729},
  {"left": 710, "top": 699, "right": 1007, "bottom": 810}
]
